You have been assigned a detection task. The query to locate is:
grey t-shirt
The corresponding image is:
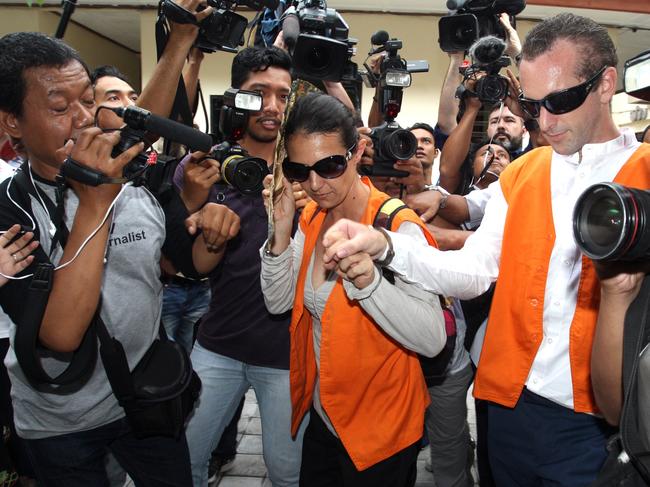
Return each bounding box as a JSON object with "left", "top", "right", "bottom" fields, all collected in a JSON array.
[{"left": 3, "top": 180, "right": 164, "bottom": 439}]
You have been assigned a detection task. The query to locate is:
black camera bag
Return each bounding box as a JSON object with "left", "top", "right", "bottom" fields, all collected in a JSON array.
[{"left": 96, "top": 315, "right": 201, "bottom": 440}]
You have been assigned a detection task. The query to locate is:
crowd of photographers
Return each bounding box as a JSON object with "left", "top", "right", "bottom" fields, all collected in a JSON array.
[{"left": 0, "top": 0, "right": 649, "bottom": 486}]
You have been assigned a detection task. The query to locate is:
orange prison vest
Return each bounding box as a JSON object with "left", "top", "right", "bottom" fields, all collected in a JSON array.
[
  {"left": 289, "top": 178, "right": 435, "bottom": 470},
  {"left": 474, "top": 143, "right": 650, "bottom": 413}
]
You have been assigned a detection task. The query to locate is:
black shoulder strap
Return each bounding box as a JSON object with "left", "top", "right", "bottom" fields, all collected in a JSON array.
[
  {"left": 95, "top": 313, "right": 136, "bottom": 406},
  {"left": 620, "top": 275, "right": 650, "bottom": 482}
]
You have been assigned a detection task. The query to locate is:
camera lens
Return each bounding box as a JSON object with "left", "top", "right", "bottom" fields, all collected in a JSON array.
[
  {"left": 573, "top": 182, "right": 650, "bottom": 261},
  {"left": 477, "top": 76, "right": 509, "bottom": 103},
  {"left": 222, "top": 155, "right": 269, "bottom": 195},
  {"left": 308, "top": 46, "right": 331, "bottom": 72},
  {"left": 383, "top": 129, "right": 417, "bottom": 161}
]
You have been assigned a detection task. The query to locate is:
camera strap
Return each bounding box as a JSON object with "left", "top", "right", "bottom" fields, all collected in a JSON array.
[{"left": 10, "top": 168, "right": 99, "bottom": 389}]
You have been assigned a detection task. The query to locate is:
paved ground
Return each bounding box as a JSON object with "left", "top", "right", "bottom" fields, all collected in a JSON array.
[{"left": 210, "top": 387, "right": 479, "bottom": 487}]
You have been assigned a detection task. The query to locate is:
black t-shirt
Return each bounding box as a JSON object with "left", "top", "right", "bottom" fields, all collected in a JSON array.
[{"left": 196, "top": 184, "right": 291, "bottom": 370}]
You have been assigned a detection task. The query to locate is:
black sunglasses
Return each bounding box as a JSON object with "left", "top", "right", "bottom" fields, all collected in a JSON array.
[
  {"left": 282, "top": 145, "right": 356, "bottom": 183},
  {"left": 518, "top": 66, "right": 607, "bottom": 119}
]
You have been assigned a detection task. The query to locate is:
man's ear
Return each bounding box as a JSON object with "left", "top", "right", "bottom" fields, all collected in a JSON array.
[
  {"left": 599, "top": 66, "right": 618, "bottom": 104},
  {"left": 0, "top": 111, "right": 22, "bottom": 139}
]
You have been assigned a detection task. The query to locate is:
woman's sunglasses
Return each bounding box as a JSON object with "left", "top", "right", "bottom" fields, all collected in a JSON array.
[
  {"left": 518, "top": 66, "right": 607, "bottom": 119},
  {"left": 282, "top": 145, "right": 356, "bottom": 183}
]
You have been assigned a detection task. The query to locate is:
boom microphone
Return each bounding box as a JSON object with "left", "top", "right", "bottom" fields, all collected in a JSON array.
[
  {"left": 113, "top": 106, "right": 213, "bottom": 153},
  {"left": 370, "top": 30, "right": 389, "bottom": 46},
  {"left": 446, "top": 0, "right": 469, "bottom": 10}
]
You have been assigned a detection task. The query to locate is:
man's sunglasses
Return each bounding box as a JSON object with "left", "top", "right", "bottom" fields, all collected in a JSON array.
[
  {"left": 518, "top": 66, "right": 607, "bottom": 119},
  {"left": 282, "top": 145, "right": 356, "bottom": 183}
]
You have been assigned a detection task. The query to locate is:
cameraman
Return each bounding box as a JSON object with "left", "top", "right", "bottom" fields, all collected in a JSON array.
[
  {"left": 0, "top": 25, "right": 232, "bottom": 485},
  {"left": 175, "top": 46, "right": 307, "bottom": 487},
  {"left": 321, "top": 13, "right": 650, "bottom": 486}
]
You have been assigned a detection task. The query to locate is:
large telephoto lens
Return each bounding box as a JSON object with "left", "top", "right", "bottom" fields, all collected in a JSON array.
[
  {"left": 382, "top": 128, "right": 417, "bottom": 161},
  {"left": 222, "top": 155, "right": 269, "bottom": 195},
  {"left": 573, "top": 182, "right": 650, "bottom": 261}
]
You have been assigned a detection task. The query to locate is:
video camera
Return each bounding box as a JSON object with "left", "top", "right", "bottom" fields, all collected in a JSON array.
[
  {"left": 160, "top": 0, "right": 277, "bottom": 54},
  {"left": 61, "top": 106, "right": 213, "bottom": 187},
  {"left": 280, "top": 0, "right": 356, "bottom": 81},
  {"left": 439, "top": 0, "right": 526, "bottom": 53},
  {"left": 461, "top": 35, "right": 511, "bottom": 104},
  {"left": 208, "top": 88, "right": 269, "bottom": 194},
  {"left": 361, "top": 31, "right": 429, "bottom": 178}
]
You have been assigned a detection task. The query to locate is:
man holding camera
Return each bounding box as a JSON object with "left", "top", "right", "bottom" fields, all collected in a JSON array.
[
  {"left": 320, "top": 13, "right": 650, "bottom": 487},
  {"left": 176, "top": 46, "right": 307, "bottom": 487},
  {"left": 0, "top": 26, "right": 230, "bottom": 487}
]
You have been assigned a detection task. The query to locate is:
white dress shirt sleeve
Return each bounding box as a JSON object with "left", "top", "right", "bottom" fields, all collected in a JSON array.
[{"left": 386, "top": 182, "right": 508, "bottom": 299}]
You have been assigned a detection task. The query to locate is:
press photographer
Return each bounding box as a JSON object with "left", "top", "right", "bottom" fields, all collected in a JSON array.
[{"left": 361, "top": 31, "right": 428, "bottom": 181}]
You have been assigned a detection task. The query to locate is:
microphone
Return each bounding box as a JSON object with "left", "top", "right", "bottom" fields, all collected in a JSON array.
[
  {"left": 281, "top": 7, "right": 300, "bottom": 49},
  {"left": 469, "top": 36, "right": 507, "bottom": 66},
  {"left": 113, "top": 106, "right": 213, "bottom": 153},
  {"left": 446, "top": 0, "right": 469, "bottom": 10},
  {"left": 370, "top": 30, "right": 389, "bottom": 46}
]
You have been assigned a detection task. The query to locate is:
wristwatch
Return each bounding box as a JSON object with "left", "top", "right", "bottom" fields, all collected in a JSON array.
[
  {"left": 374, "top": 227, "right": 395, "bottom": 268},
  {"left": 425, "top": 185, "right": 450, "bottom": 209}
]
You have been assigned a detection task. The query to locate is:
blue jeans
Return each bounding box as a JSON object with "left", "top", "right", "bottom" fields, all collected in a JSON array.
[
  {"left": 185, "top": 343, "right": 307, "bottom": 486},
  {"left": 22, "top": 417, "right": 192, "bottom": 487},
  {"left": 161, "top": 281, "right": 210, "bottom": 354}
]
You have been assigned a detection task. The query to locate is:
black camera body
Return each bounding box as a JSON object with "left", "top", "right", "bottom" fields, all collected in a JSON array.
[
  {"left": 283, "top": 0, "right": 356, "bottom": 81},
  {"left": 211, "top": 88, "right": 269, "bottom": 194},
  {"left": 461, "top": 35, "right": 512, "bottom": 104},
  {"left": 438, "top": 0, "right": 526, "bottom": 52},
  {"left": 360, "top": 32, "right": 426, "bottom": 178},
  {"left": 574, "top": 183, "right": 650, "bottom": 262},
  {"left": 364, "top": 122, "right": 415, "bottom": 178},
  {"left": 161, "top": 0, "right": 275, "bottom": 54}
]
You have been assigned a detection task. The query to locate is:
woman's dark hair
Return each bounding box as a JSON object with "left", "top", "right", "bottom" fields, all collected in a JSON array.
[
  {"left": 0, "top": 32, "right": 88, "bottom": 117},
  {"left": 284, "top": 93, "right": 359, "bottom": 150},
  {"left": 231, "top": 46, "right": 292, "bottom": 89}
]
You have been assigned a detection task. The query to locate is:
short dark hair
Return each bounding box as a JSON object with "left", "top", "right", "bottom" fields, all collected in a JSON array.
[
  {"left": 284, "top": 93, "right": 358, "bottom": 151},
  {"left": 408, "top": 122, "right": 436, "bottom": 140},
  {"left": 90, "top": 65, "right": 130, "bottom": 86},
  {"left": 0, "top": 32, "right": 88, "bottom": 117},
  {"left": 521, "top": 13, "right": 618, "bottom": 82},
  {"left": 231, "top": 46, "right": 292, "bottom": 89}
]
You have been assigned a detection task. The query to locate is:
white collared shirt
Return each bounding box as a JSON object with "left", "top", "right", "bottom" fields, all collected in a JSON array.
[{"left": 388, "top": 128, "right": 641, "bottom": 409}]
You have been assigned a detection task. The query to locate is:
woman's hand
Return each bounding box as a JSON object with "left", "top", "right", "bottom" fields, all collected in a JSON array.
[
  {"left": 0, "top": 224, "right": 39, "bottom": 287},
  {"left": 263, "top": 174, "right": 296, "bottom": 254}
]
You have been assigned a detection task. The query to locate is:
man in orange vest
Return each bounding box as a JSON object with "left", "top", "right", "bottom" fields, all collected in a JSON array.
[{"left": 320, "top": 13, "right": 650, "bottom": 487}]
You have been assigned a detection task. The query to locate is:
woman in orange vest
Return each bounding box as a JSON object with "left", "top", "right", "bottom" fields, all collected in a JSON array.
[{"left": 260, "top": 93, "right": 447, "bottom": 486}]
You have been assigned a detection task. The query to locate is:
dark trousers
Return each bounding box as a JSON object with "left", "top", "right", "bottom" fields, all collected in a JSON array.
[
  {"left": 487, "top": 388, "right": 614, "bottom": 487},
  {"left": 299, "top": 408, "right": 419, "bottom": 487},
  {"left": 22, "top": 417, "right": 192, "bottom": 487}
]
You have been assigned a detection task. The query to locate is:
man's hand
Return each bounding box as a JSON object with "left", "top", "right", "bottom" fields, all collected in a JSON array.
[
  {"left": 273, "top": 30, "right": 288, "bottom": 51},
  {"left": 336, "top": 252, "right": 375, "bottom": 290},
  {"left": 358, "top": 127, "right": 374, "bottom": 167},
  {"left": 503, "top": 69, "right": 527, "bottom": 119},
  {"left": 0, "top": 225, "right": 39, "bottom": 287},
  {"left": 391, "top": 158, "right": 426, "bottom": 194},
  {"left": 499, "top": 13, "right": 522, "bottom": 60},
  {"left": 57, "top": 127, "right": 144, "bottom": 207},
  {"left": 595, "top": 261, "right": 650, "bottom": 306},
  {"left": 167, "top": 0, "right": 213, "bottom": 44},
  {"left": 405, "top": 190, "right": 443, "bottom": 223},
  {"left": 186, "top": 203, "right": 240, "bottom": 252},
  {"left": 182, "top": 152, "right": 221, "bottom": 213},
  {"left": 322, "top": 219, "right": 388, "bottom": 270}
]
